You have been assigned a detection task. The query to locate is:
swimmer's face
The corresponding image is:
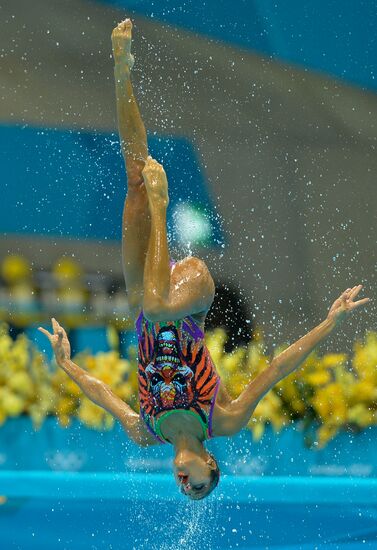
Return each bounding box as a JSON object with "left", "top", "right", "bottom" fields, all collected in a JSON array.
[{"left": 173, "top": 451, "right": 215, "bottom": 499}]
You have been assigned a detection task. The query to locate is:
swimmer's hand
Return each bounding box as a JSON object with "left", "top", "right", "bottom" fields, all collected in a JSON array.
[
  {"left": 111, "top": 18, "right": 134, "bottom": 68},
  {"left": 142, "top": 156, "right": 169, "bottom": 207},
  {"left": 327, "top": 285, "right": 370, "bottom": 325},
  {"left": 38, "top": 318, "right": 71, "bottom": 366}
]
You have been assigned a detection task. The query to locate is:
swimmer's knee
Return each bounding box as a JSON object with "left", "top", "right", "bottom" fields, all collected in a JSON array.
[
  {"left": 179, "top": 257, "right": 215, "bottom": 303},
  {"left": 182, "top": 257, "right": 212, "bottom": 279}
]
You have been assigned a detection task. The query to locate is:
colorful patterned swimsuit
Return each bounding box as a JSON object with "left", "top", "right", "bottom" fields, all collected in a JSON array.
[{"left": 136, "top": 305, "right": 221, "bottom": 444}]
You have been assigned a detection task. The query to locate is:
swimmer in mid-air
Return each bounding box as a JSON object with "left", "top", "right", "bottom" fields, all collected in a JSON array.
[{"left": 39, "top": 19, "right": 370, "bottom": 500}]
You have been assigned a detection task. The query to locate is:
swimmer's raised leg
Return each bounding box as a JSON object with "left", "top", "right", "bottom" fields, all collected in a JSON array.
[
  {"left": 141, "top": 157, "right": 215, "bottom": 322},
  {"left": 112, "top": 19, "right": 150, "bottom": 319}
]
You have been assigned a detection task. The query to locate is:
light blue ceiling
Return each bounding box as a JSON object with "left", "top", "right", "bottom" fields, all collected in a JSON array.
[{"left": 97, "top": 0, "right": 377, "bottom": 92}]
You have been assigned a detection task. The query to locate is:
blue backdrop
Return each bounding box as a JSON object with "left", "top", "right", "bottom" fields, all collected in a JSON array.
[
  {"left": 98, "top": 0, "right": 377, "bottom": 92},
  {"left": 0, "top": 124, "right": 223, "bottom": 246}
]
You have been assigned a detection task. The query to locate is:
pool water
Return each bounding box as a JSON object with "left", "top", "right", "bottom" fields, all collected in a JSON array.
[{"left": 1, "top": 472, "right": 376, "bottom": 549}]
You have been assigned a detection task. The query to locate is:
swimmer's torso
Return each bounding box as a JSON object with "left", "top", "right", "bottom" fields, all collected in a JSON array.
[{"left": 135, "top": 309, "right": 221, "bottom": 444}]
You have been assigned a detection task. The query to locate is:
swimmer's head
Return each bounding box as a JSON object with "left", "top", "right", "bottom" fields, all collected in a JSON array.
[{"left": 174, "top": 450, "right": 220, "bottom": 500}]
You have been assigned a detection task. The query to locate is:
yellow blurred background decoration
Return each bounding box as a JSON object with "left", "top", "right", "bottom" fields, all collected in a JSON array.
[{"left": 0, "top": 321, "right": 376, "bottom": 449}]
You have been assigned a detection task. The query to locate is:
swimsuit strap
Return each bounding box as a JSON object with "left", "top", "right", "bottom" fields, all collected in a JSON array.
[{"left": 135, "top": 309, "right": 144, "bottom": 339}]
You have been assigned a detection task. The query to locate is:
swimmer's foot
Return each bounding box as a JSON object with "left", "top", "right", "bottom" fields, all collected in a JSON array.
[
  {"left": 111, "top": 18, "right": 135, "bottom": 71},
  {"left": 142, "top": 156, "right": 169, "bottom": 208}
]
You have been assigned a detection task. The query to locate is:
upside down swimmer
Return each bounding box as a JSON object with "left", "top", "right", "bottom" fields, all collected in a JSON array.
[{"left": 39, "top": 18, "right": 371, "bottom": 501}]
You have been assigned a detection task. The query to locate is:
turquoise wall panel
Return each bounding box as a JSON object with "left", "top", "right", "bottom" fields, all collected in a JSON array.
[
  {"left": 98, "top": 0, "right": 377, "bottom": 91},
  {"left": 0, "top": 125, "right": 223, "bottom": 247}
]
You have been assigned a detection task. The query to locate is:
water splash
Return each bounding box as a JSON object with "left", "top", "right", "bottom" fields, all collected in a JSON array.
[{"left": 153, "top": 499, "right": 220, "bottom": 550}]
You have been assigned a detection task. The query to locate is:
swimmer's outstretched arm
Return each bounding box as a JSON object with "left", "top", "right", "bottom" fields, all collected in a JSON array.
[
  {"left": 141, "top": 157, "right": 215, "bottom": 322},
  {"left": 220, "top": 286, "right": 371, "bottom": 436},
  {"left": 38, "top": 319, "right": 159, "bottom": 446}
]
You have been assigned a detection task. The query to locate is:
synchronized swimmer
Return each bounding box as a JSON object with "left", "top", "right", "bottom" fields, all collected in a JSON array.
[{"left": 39, "top": 19, "right": 370, "bottom": 500}]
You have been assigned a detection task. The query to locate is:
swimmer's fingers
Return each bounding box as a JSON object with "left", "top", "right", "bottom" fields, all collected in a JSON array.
[
  {"left": 349, "top": 285, "right": 363, "bottom": 301},
  {"left": 351, "top": 297, "right": 371, "bottom": 309},
  {"left": 51, "top": 317, "right": 67, "bottom": 337},
  {"left": 346, "top": 285, "right": 371, "bottom": 309},
  {"left": 37, "top": 326, "right": 53, "bottom": 342},
  {"left": 51, "top": 317, "right": 60, "bottom": 334},
  {"left": 38, "top": 318, "right": 66, "bottom": 344}
]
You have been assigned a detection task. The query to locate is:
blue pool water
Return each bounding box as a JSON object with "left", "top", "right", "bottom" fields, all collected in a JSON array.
[{"left": 1, "top": 472, "right": 376, "bottom": 549}]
